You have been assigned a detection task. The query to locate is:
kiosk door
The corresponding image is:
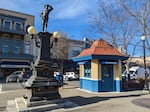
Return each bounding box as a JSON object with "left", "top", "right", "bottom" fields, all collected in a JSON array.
[{"left": 101, "top": 64, "right": 114, "bottom": 91}]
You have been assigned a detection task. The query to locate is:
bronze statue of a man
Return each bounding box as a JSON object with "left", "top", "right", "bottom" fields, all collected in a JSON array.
[{"left": 40, "top": 4, "right": 53, "bottom": 32}]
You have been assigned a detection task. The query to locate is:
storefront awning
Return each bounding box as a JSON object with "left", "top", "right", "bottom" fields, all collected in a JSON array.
[{"left": 0, "top": 61, "right": 30, "bottom": 68}]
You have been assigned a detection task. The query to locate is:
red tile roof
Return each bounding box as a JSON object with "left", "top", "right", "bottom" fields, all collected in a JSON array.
[{"left": 77, "top": 39, "right": 123, "bottom": 57}]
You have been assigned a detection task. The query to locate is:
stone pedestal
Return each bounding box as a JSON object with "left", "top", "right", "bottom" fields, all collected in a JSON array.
[
  {"left": 23, "top": 76, "right": 62, "bottom": 101},
  {"left": 22, "top": 32, "right": 63, "bottom": 102}
]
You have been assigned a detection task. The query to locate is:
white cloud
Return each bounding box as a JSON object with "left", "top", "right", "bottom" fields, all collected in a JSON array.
[{"left": 52, "top": 0, "right": 95, "bottom": 19}]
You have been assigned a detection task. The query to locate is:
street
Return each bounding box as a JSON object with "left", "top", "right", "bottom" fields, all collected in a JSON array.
[
  {"left": 0, "top": 83, "right": 23, "bottom": 91},
  {"left": 64, "top": 80, "right": 80, "bottom": 88},
  {"left": 0, "top": 80, "right": 79, "bottom": 92}
]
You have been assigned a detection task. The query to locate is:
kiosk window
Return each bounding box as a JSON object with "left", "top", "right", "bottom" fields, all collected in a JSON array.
[
  {"left": 84, "top": 62, "right": 91, "bottom": 78},
  {"left": 103, "top": 66, "right": 111, "bottom": 78}
]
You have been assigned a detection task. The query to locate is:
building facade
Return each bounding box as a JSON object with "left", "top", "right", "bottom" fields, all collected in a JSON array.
[
  {"left": 51, "top": 38, "right": 86, "bottom": 59},
  {"left": 0, "top": 8, "right": 34, "bottom": 77},
  {"left": 50, "top": 37, "right": 86, "bottom": 72},
  {"left": 68, "top": 39, "right": 86, "bottom": 59}
]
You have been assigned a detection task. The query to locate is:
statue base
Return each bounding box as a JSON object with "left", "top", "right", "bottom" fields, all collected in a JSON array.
[
  {"left": 24, "top": 86, "right": 61, "bottom": 102},
  {"left": 22, "top": 75, "right": 63, "bottom": 102}
]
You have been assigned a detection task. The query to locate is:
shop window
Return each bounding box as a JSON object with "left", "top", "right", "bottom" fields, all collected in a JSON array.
[
  {"left": 103, "top": 66, "right": 111, "bottom": 78},
  {"left": 3, "top": 20, "right": 12, "bottom": 29},
  {"left": 25, "top": 41, "right": 30, "bottom": 54},
  {"left": 2, "top": 39, "right": 10, "bottom": 53},
  {"left": 84, "top": 62, "right": 91, "bottom": 78},
  {"left": 14, "top": 22, "right": 22, "bottom": 31},
  {"left": 72, "top": 50, "right": 80, "bottom": 57},
  {"left": 13, "top": 40, "right": 21, "bottom": 54},
  {"left": 102, "top": 65, "right": 113, "bottom": 79}
]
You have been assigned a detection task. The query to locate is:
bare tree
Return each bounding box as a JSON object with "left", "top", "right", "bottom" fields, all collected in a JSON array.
[
  {"left": 90, "top": 0, "right": 142, "bottom": 53},
  {"left": 89, "top": 0, "right": 144, "bottom": 79},
  {"left": 51, "top": 31, "right": 69, "bottom": 74},
  {"left": 117, "top": 0, "right": 150, "bottom": 79},
  {"left": 119, "top": 0, "right": 150, "bottom": 49}
]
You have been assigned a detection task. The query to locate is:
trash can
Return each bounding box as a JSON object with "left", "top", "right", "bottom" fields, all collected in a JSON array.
[{"left": 56, "top": 74, "right": 63, "bottom": 84}]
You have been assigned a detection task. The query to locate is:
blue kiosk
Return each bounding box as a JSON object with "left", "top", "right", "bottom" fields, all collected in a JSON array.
[{"left": 73, "top": 39, "right": 128, "bottom": 92}]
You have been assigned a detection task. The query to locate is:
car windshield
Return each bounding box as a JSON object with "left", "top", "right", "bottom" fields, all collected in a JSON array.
[{"left": 10, "top": 71, "right": 21, "bottom": 76}]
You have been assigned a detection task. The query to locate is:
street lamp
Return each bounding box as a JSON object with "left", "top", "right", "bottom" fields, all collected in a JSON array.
[
  {"left": 27, "top": 26, "right": 36, "bottom": 38},
  {"left": 141, "top": 35, "right": 149, "bottom": 90},
  {"left": 27, "top": 26, "right": 60, "bottom": 48},
  {"left": 27, "top": 26, "right": 60, "bottom": 39}
]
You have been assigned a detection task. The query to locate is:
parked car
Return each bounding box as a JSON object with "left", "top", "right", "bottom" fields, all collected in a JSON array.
[
  {"left": 64, "top": 72, "right": 79, "bottom": 81},
  {"left": 6, "top": 71, "right": 31, "bottom": 83},
  {"left": 122, "top": 66, "right": 150, "bottom": 80}
]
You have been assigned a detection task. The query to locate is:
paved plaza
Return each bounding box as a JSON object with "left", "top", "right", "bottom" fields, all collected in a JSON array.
[{"left": 0, "top": 82, "right": 150, "bottom": 112}]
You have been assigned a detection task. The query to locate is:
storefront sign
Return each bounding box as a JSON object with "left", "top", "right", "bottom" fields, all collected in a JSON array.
[{"left": 101, "top": 61, "right": 118, "bottom": 64}]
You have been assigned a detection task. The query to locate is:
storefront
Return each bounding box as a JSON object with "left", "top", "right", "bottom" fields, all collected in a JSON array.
[
  {"left": 0, "top": 61, "right": 31, "bottom": 77},
  {"left": 73, "top": 39, "right": 128, "bottom": 92}
]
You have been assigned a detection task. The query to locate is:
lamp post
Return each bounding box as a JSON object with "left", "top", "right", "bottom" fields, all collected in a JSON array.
[{"left": 141, "top": 35, "right": 149, "bottom": 90}]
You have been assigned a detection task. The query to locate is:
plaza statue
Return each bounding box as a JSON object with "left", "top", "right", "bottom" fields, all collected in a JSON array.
[
  {"left": 40, "top": 4, "right": 53, "bottom": 32},
  {"left": 16, "top": 4, "right": 63, "bottom": 109}
]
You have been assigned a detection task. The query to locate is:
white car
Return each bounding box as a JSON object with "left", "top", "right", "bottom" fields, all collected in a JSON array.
[
  {"left": 6, "top": 71, "right": 32, "bottom": 82},
  {"left": 6, "top": 71, "right": 24, "bottom": 82},
  {"left": 64, "top": 72, "right": 79, "bottom": 81}
]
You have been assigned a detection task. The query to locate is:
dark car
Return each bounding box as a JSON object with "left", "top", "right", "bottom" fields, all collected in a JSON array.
[{"left": 6, "top": 71, "right": 31, "bottom": 83}]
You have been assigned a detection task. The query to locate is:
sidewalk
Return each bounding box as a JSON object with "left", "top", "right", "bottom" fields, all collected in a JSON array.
[
  {"left": 1, "top": 84, "right": 150, "bottom": 112},
  {"left": 59, "top": 85, "right": 150, "bottom": 112}
]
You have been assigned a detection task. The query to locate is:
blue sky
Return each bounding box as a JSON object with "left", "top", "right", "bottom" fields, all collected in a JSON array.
[{"left": 0, "top": 0, "right": 102, "bottom": 40}]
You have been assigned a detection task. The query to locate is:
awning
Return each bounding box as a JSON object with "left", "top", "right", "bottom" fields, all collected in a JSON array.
[{"left": 0, "top": 61, "right": 30, "bottom": 68}]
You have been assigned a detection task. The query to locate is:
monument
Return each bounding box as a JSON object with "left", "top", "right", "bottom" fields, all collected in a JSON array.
[{"left": 23, "top": 4, "right": 63, "bottom": 101}]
